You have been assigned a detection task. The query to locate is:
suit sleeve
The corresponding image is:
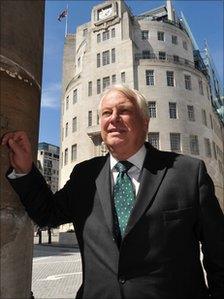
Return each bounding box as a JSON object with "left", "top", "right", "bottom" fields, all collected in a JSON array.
[
  {"left": 198, "top": 160, "right": 224, "bottom": 299},
  {"left": 6, "top": 163, "right": 77, "bottom": 228}
]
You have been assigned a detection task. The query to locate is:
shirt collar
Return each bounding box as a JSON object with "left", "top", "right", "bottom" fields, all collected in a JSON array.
[{"left": 110, "top": 145, "right": 146, "bottom": 171}]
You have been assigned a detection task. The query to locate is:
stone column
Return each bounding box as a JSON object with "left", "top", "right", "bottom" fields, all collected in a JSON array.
[{"left": 0, "top": 1, "right": 45, "bottom": 298}]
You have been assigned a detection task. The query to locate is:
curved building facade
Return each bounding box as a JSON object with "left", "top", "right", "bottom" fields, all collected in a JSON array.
[{"left": 60, "top": 0, "right": 223, "bottom": 209}]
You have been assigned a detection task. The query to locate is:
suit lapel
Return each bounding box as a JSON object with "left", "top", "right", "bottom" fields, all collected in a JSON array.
[
  {"left": 124, "top": 145, "right": 168, "bottom": 237},
  {"left": 95, "top": 156, "right": 114, "bottom": 235}
]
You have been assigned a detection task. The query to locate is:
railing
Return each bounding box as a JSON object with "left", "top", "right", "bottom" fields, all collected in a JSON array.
[{"left": 135, "top": 52, "right": 208, "bottom": 76}]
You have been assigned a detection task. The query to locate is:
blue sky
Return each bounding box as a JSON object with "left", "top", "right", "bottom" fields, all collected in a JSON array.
[{"left": 39, "top": 0, "right": 224, "bottom": 146}]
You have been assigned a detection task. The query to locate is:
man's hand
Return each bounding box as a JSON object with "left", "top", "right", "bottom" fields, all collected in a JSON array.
[{"left": 1, "top": 131, "right": 33, "bottom": 174}]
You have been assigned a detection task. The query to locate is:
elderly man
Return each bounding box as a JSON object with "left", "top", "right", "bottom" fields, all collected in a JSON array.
[{"left": 2, "top": 85, "right": 224, "bottom": 299}]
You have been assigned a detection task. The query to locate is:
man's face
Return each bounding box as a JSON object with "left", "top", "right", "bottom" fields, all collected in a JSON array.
[{"left": 100, "top": 90, "right": 149, "bottom": 159}]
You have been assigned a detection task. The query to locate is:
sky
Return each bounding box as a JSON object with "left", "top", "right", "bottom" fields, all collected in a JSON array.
[{"left": 39, "top": 0, "right": 224, "bottom": 146}]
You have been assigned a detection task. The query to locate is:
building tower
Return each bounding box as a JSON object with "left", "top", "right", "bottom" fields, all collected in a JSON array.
[{"left": 60, "top": 0, "right": 223, "bottom": 209}]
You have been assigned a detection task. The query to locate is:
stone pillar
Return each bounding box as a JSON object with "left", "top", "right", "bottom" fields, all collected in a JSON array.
[{"left": 0, "top": 1, "right": 45, "bottom": 298}]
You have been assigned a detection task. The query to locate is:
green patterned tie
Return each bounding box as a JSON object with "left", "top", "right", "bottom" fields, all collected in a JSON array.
[{"left": 113, "top": 161, "right": 135, "bottom": 238}]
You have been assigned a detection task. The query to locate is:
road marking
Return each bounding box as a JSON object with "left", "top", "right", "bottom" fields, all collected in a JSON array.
[
  {"left": 38, "top": 272, "right": 82, "bottom": 281},
  {"left": 33, "top": 258, "right": 81, "bottom": 265}
]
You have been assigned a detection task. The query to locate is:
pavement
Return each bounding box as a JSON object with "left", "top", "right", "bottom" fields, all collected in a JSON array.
[{"left": 32, "top": 231, "right": 82, "bottom": 299}]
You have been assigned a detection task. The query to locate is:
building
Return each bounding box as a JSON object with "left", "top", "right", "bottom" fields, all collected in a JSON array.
[
  {"left": 37, "top": 142, "right": 60, "bottom": 193},
  {"left": 60, "top": 0, "right": 224, "bottom": 209}
]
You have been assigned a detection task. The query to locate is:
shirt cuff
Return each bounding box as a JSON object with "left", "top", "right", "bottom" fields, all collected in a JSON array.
[{"left": 7, "top": 169, "right": 28, "bottom": 179}]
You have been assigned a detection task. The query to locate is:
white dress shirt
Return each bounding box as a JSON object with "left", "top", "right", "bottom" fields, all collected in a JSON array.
[{"left": 110, "top": 145, "right": 146, "bottom": 196}]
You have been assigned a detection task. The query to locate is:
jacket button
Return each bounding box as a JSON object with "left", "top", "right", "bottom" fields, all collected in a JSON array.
[{"left": 119, "top": 276, "right": 126, "bottom": 284}]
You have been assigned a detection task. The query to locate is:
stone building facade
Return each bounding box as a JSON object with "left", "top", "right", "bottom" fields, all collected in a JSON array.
[{"left": 60, "top": 0, "right": 223, "bottom": 209}]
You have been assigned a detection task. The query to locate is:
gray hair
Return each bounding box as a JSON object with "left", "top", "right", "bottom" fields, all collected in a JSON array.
[{"left": 98, "top": 84, "right": 150, "bottom": 120}]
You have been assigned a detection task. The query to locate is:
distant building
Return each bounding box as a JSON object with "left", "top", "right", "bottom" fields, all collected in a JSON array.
[
  {"left": 60, "top": 0, "right": 224, "bottom": 209},
  {"left": 37, "top": 142, "right": 60, "bottom": 193}
]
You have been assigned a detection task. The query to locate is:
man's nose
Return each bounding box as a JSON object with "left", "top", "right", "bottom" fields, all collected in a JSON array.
[{"left": 110, "top": 111, "right": 120, "bottom": 122}]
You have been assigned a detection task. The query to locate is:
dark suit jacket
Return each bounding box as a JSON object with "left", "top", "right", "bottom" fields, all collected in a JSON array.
[{"left": 7, "top": 143, "right": 224, "bottom": 299}]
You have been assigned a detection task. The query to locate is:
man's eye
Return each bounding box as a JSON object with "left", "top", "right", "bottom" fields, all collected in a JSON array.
[{"left": 102, "top": 111, "right": 111, "bottom": 117}]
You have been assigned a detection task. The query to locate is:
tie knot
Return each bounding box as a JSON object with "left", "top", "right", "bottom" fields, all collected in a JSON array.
[{"left": 115, "top": 161, "right": 133, "bottom": 173}]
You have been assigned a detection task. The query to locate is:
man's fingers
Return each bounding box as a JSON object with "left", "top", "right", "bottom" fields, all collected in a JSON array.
[{"left": 8, "top": 138, "right": 24, "bottom": 155}]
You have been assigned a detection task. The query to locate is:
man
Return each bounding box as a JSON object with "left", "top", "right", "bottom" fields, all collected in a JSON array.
[{"left": 2, "top": 85, "right": 224, "bottom": 299}]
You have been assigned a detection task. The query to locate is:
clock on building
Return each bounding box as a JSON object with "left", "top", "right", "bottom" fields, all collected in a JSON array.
[{"left": 98, "top": 6, "right": 113, "bottom": 20}]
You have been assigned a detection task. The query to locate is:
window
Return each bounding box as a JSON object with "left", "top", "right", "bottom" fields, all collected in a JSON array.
[
  {"left": 97, "top": 79, "right": 101, "bottom": 94},
  {"left": 148, "top": 133, "right": 159, "bottom": 149},
  {"left": 190, "top": 135, "right": 199, "bottom": 155},
  {"left": 83, "top": 28, "right": 88, "bottom": 37},
  {"left": 148, "top": 101, "right": 156, "bottom": 118},
  {"left": 97, "top": 33, "right": 101, "bottom": 43},
  {"left": 202, "top": 109, "right": 207, "bottom": 126},
  {"left": 169, "top": 102, "right": 177, "bottom": 119},
  {"left": 159, "top": 51, "right": 166, "bottom": 60},
  {"left": 71, "top": 144, "right": 77, "bottom": 161},
  {"left": 157, "top": 31, "right": 164, "bottom": 41},
  {"left": 112, "top": 74, "right": 116, "bottom": 84},
  {"left": 121, "top": 72, "right": 125, "bottom": 83},
  {"left": 212, "top": 141, "right": 217, "bottom": 160},
  {"left": 97, "top": 53, "right": 101, "bottom": 67},
  {"left": 103, "top": 76, "right": 110, "bottom": 90},
  {"left": 65, "top": 122, "right": 68, "bottom": 137},
  {"left": 210, "top": 114, "right": 213, "bottom": 129},
  {"left": 198, "top": 80, "right": 204, "bottom": 95},
  {"left": 64, "top": 148, "right": 68, "bottom": 165},
  {"left": 187, "top": 105, "right": 195, "bottom": 121},
  {"left": 111, "top": 48, "right": 116, "bottom": 63},
  {"left": 183, "top": 40, "right": 188, "bottom": 50},
  {"left": 185, "top": 75, "right": 191, "bottom": 90},
  {"left": 173, "top": 55, "right": 179, "bottom": 62},
  {"left": 167, "top": 71, "right": 174, "bottom": 86},
  {"left": 102, "top": 50, "right": 110, "bottom": 65},
  {"left": 88, "top": 111, "right": 92, "bottom": 127},
  {"left": 204, "top": 138, "right": 211, "bottom": 157},
  {"left": 172, "top": 35, "right": 178, "bottom": 44},
  {"left": 111, "top": 28, "right": 115, "bottom": 38},
  {"left": 97, "top": 112, "right": 100, "bottom": 125},
  {"left": 88, "top": 81, "right": 92, "bottom": 96},
  {"left": 73, "top": 89, "right": 77, "bottom": 104},
  {"left": 142, "top": 50, "right": 150, "bottom": 59},
  {"left": 170, "top": 133, "right": 180, "bottom": 151},
  {"left": 141, "top": 30, "right": 149, "bottom": 40},
  {"left": 66, "top": 96, "right": 69, "bottom": 110},
  {"left": 146, "top": 70, "right": 154, "bottom": 86},
  {"left": 72, "top": 117, "right": 77, "bottom": 132},
  {"left": 102, "top": 30, "right": 109, "bottom": 41}
]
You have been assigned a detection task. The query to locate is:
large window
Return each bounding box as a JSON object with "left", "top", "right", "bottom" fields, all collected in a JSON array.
[
  {"left": 148, "top": 101, "right": 156, "bottom": 118},
  {"left": 111, "top": 48, "right": 116, "bottom": 63},
  {"left": 103, "top": 76, "right": 110, "bottom": 90},
  {"left": 198, "top": 80, "right": 204, "bottom": 95},
  {"left": 65, "top": 122, "right": 68, "bottom": 137},
  {"left": 112, "top": 74, "right": 116, "bottom": 84},
  {"left": 111, "top": 28, "right": 115, "bottom": 38},
  {"left": 185, "top": 75, "right": 192, "bottom": 90},
  {"left": 88, "top": 111, "right": 92, "bottom": 127},
  {"left": 97, "top": 79, "right": 101, "bottom": 94},
  {"left": 157, "top": 31, "right": 164, "bottom": 41},
  {"left": 88, "top": 81, "right": 92, "bottom": 96},
  {"left": 72, "top": 117, "right": 77, "bottom": 132},
  {"left": 167, "top": 71, "right": 174, "bottom": 86},
  {"left": 73, "top": 89, "right": 77, "bottom": 104},
  {"left": 183, "top": 40, "right": 188, "bottom": 50},
  {"left": 187, "top": 105, "right": 195, "bottom": 121},
  {"left": 71, "top": 144, "right": 77, "bottom": 162},
  {"left": 142, "top": 50, "right": 150, "bottom": 59},
  {"left": 97, "top": 53, "right": 101, "bottom": 67},
  {"left": 102, "top": 30, "right": 109, "bottom": 41},
  {"left": 202, "top": 109, "right": 207, "bottom": 126},
  {"left": 172, "top": 35, "right": 178, "bottom": 44},
  {"left": 169, "top": 102, "right": 177, "bottom": 119},
  {"left": 190, "top": 135, "right": 199, "bottom": 155},
  {"left": 170, "top": 133, "right": 180, "bottom": 151},
  {"left": 148, "top": 133, "right": 159, "bottom": 149},
  {"left": 66, "top": 96, "right": 69, "bottom": 110},
  {"left": 212, "top": 141, "right": 217, "bottom": 160},
  {"left": 121, "top": 72, "right": 125, "bottom": 83},
  {"left": 97, "top": 33, "right": 101, "bottom": 43},
  {"left": 146, "top": 70, "right": 154, "bottom": 86},
  {"left": 64, "top": 148, "right": 68, "bottom": 165},
  {"left": 141, "top": 30, "right": 149, "bottom": 40},
  {"left": 159, "top": 51, "right": 166, "bottom": 60},
  {"left": 204, "top": 138, "right": 211, "bottom": 157},
  {"left": 102, "top": 50, "right": 110, "bottom": 65}
]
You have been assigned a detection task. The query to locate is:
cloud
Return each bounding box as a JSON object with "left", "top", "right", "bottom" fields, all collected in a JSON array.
[{"left": 41, "top": 82, "right": 61, "bottom": 109}]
